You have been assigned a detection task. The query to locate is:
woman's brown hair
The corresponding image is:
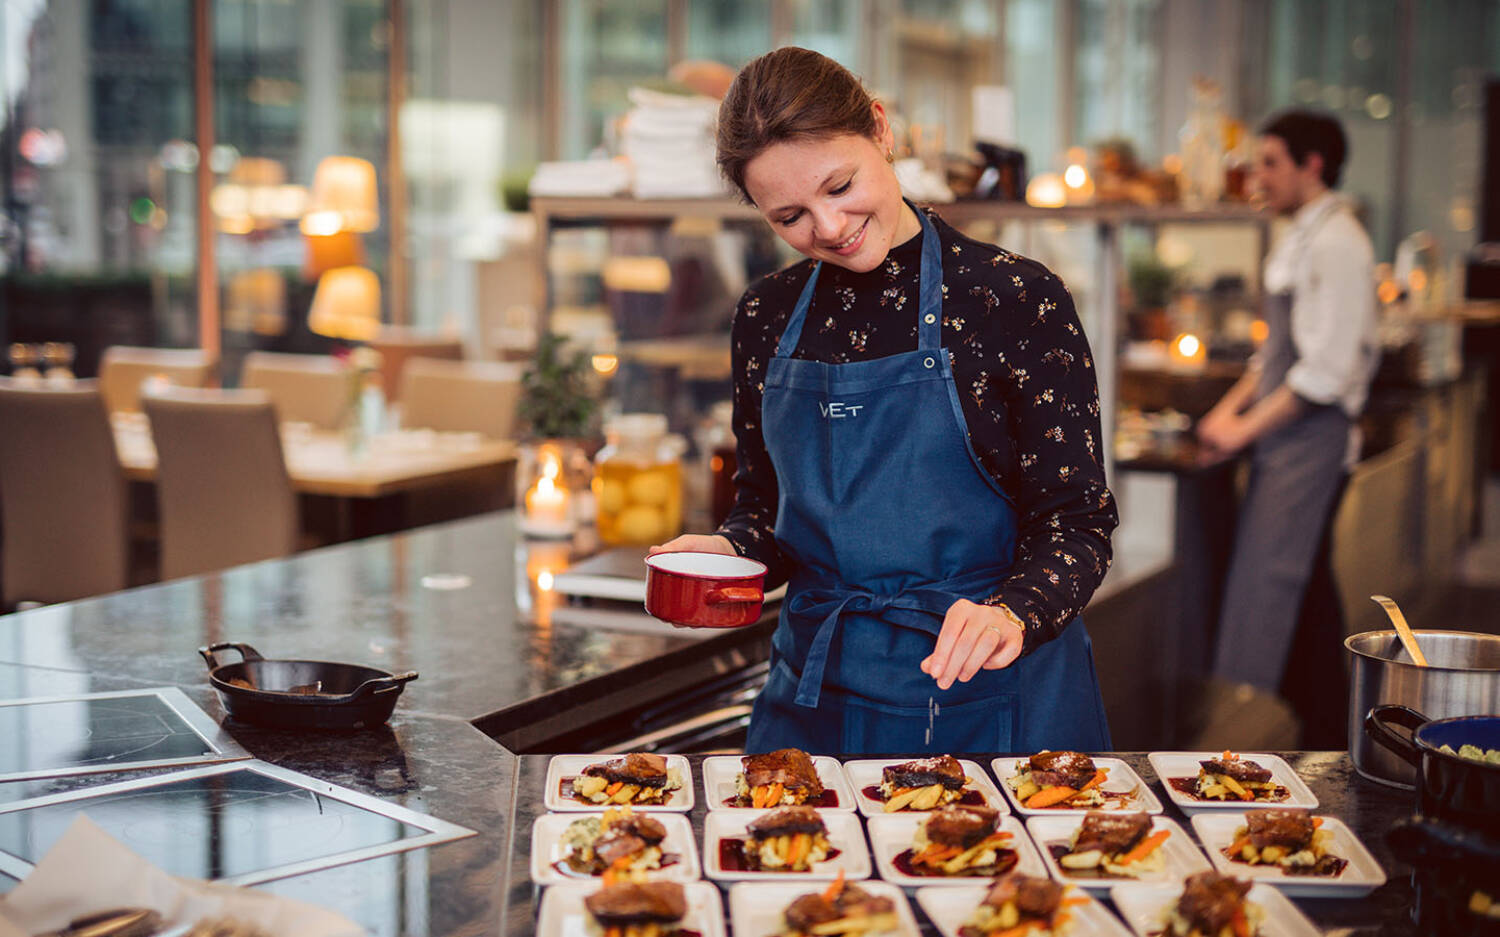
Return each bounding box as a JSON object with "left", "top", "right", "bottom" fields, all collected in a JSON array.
[{"left": 715, "top": 47, "right": 878, "bottom": 203}]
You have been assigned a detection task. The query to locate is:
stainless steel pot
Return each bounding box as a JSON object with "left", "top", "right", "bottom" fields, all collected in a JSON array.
[{"left": 1345, "top": 630, "right": 1500, "bottom": 788}]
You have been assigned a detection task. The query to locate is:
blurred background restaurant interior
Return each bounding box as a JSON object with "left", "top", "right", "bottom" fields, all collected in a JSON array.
[{"left": 2, "top": 0, "right": 1499, "bottom": 752}]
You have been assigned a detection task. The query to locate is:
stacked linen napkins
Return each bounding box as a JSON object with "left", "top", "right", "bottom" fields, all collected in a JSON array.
[
  {"left": 528, "top": 158, "right": 631, "bottom": 198},
  {"left": 0, "top": 815, "right": 366, "bottom": 937},
  {"left": 622, "top": 88, "right": 728, "bottom": 199}
]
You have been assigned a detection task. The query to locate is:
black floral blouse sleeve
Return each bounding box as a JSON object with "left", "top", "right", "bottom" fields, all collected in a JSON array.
[{"left": 716, "top": 209, "right": 1118, "bottom": 655}]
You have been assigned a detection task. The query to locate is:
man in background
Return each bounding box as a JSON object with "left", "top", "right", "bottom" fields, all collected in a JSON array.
[{"left": 1197, "top": 109, "right": 1378, "bottom": 734}]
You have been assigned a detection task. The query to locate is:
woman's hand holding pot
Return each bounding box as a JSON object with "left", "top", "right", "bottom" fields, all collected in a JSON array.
[{"left": 921, "top": 600, "right": 1026, "bottom": 690}]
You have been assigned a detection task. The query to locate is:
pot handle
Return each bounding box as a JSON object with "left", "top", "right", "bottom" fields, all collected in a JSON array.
[
  {"left": 706, "top": 586, "right": 762, "bottom": 605},
  {"left": 1364, "top": 703, "right": 1431, "bottom": 768},
  {"left": 346, "top": 671, "right": 419, "bottom": 702},
  {"left": 198, "top": 642, "right": 265, "bottom": 672}
]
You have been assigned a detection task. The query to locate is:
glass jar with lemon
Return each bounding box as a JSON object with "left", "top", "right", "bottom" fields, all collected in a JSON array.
[{"left": 594, "top": 413, "right": 682, "bottom": 545}]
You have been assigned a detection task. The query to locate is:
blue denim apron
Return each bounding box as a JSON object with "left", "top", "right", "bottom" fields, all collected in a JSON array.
[{"left": 744, "top": 209, "right": 1112, "bottom": 755}]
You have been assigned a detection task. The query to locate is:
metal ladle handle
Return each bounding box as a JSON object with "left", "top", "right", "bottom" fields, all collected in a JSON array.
[{"left": 1370, "top": 595, "right": 1429, "bottom": 666}]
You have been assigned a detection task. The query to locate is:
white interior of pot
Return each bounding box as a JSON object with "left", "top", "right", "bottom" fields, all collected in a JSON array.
[{"left": 646, "top": 551, "right": 766, "bottom": 579}]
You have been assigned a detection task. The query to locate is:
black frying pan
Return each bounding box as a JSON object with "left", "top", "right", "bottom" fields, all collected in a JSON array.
[{"left": 199, "top": 642, "right": 417, "bottom": 730}]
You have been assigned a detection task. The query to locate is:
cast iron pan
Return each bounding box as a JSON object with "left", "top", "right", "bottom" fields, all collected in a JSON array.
[{"left": 199, "top": 642, "right": 417, "bottom": 730}]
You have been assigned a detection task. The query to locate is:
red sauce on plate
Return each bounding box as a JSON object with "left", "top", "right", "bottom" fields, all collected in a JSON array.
[
  {"left": 892, "top": 846, "right": 1018, "bottom": 877},
  {"left": 860, "top": 785, "right": 984, "bottom": 807},
  {"left": 718, "top": 837, "right": 841, "bottom": 872},
  {"left": 1167, "top": 776, "right": 1290, "bottom": 802},
  {"left": 723, "top": 789, "right": 840, "bottom": 808}
]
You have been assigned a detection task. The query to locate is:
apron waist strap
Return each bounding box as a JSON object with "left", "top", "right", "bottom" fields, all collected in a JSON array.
[{"left": 788, "top": 568, "right": 1009, "bottom": 708}]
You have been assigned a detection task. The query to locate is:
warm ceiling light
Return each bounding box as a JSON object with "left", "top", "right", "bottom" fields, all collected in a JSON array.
[
  {"left": 309, "top": 266, "right": 381, "bottom": 341},
  {"left": 302, "top": 156, "right": 379, "bottom": 234}
]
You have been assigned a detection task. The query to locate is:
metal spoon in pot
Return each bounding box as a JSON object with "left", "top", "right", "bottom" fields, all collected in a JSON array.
[{"left": 1371, "top": 594, "right": 1429, "bottom": 666}]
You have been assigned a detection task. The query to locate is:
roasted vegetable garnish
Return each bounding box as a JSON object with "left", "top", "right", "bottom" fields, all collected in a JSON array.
[
  {"left": 1159, "top": 871, "right": 1261, "bottom": 937},
  {"left": 1193, "top": 752, "right": 1286, "bottom": 803},
  {"left": 737, "top": 748, "right": 824, "bottom": 807},
  {"left": 572, "top": 753, "right": 682, "bottom": 806},
  {"left": 957, "top": 871, "right": 1078, "bottom": 937},
  {"left": 779, "top": 880, "right": 897, "bottom": 937},
  {"left": 1005, "top": 751, "right": 1110, "bottom": 808},
  {"left": 743, "top": 805, "right": 831, "bottom": 871},
  {"left": 1223, "top": 809, "right": 1344, "bottom": 876}
]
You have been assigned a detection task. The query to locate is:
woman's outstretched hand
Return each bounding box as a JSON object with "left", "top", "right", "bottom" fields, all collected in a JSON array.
[
  {"left": 646, "top": 534, "right": 736, "bottom": 557},
  {"left": 920, "top": 600, "right": 1025, "bottom": 690}
]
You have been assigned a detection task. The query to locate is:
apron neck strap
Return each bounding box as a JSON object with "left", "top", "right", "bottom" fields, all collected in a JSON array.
[{"left": 774, "top": 202, "right": 944, "bottom": 358}]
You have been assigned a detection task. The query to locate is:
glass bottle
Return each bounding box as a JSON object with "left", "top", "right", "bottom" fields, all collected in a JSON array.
[
  {"left": 1179, "top": 77, "right": 1226, "bottom": 208},
  {"left": 594, "top": 413, "right": 682, "bottom": 546}
]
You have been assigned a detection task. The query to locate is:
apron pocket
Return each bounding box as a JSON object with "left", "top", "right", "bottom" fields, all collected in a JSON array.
[{"left": 840, "top": 691, "right": 1017, "bottom": 755}]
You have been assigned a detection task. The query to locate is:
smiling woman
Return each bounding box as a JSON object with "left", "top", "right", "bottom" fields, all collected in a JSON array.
[{"left": 647, "top": 47, "right": 1118, "bottom": 757}]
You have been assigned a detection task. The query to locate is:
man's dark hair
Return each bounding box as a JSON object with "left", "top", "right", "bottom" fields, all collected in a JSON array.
[{"left": 1258, "top": 109, "right": 1348, "bottom": 189}]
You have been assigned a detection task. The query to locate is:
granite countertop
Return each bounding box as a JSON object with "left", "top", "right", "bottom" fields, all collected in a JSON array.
[
  {"left": 507, "top": 752, "right": 1422, "bottom": 937},
  {"left": 0, "top": 510, "right": 1427, "bottom": 935}
]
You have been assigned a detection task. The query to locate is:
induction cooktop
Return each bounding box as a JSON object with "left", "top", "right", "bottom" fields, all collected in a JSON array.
[
  {"left": 0, "top": 688, "right": 250, "bottom": 783},
  {"left": 0, "top": 760, "right": 476, "bottom": 885}
]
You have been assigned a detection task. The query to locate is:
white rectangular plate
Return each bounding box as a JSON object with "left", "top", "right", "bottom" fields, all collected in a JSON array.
[
  {"left": 1190, "top": 812, "right": 1387, "bottom": 897},
  {"left": 1026, "top": 814, "right": 1209, "bottom": 892},
  {"left": 867, "top": 813, "right": 1045, "bottom": 886},
  {"left": 917, "top": 883, "right": 1133, "bottom": 937},
  {"left": 543, "top": 754, "right": 694, "bottom": 812},
  {"left": 1146, "top": 752, "right": 1318, "bottom": 815},
  {"left": 537, "top": 880, "right": 726, "bottom": 937},
  {"left": 530, "top": 811, "right": 701, "bottom": 886},
  {"left": 703, "top": 809, "right": 871, "bottom": 882},
  {"left": 843, "top": 759, "right": 1007, "bottom": 817},
  {"left": 729, "top": 881, "right": 921, "bottom": 937},
  {"left": 993, "top": 756, "right": 1163, "bottom": 816},
  {"left": 701, "top": 754, "right": 855, "bottom": 812},
  {"left": 1110, "top": 881, "right": 1322, "bottom": 937}
]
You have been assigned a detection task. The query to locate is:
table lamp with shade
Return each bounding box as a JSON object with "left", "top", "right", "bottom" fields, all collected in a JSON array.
[
  {"left": 309, "top": 266, "right": 381, "bottom": 342},
  {"left": 301, "top": 156, "right": 379, "bottom": 236}
]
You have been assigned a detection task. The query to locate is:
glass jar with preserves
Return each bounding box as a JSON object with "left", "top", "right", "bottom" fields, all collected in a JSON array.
[{"left": 594, "top": 413, "right": 682, "bottom": 545}]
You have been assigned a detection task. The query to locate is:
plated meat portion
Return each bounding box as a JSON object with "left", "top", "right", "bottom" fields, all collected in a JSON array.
[
  {"left": 1246, "top": 808, "right": 1314, "bottom": 850},
  {"left": 1072, "top": 811, "right": 1151, "bottom": 855},
  {"left": 884, "top": 755, "right": 965, "bottom": 790},
  {"left": 983, "top": 872, "right": 1066, "bottom": 919},
  {"left": 558, "top": 806, "right": 673, "bottom": 877},
  {"left": 926, "top": 805, "right": 1000, "bottom": 850},
  {"left": 741, "top": 805, "right": 832, "bottom": 872},
  {"left": 1173, "top": 871, "right": 1253, "bottom": 935},
  {"left": 958, "top": 871, "right": 1071, "bottom": 937},
  {"left": 592, "top": 813, "right": 668, "bottom": 866},
  {"left": 570, "top": 752, "right": 682, "bottom": 806},
  {"left": 781, "top": 881, "right": 896, "bottom": 937},
  {"left": 739, "top": 748, "right": 824, "bottom": 807},
  {"left": 747, "top": 805, "right": 826, "bottom": 839},
  {"left": 584, "top": 881, "right": 687, "bottom": 925},
  {"left": 1029, "top": 751, "right": 1098, "bottom": 790},
  {"left": 1199, "top": 756, "right": 1272, "bottom": 784}
]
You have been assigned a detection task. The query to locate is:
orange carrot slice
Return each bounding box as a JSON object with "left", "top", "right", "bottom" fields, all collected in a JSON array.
[
  {"left": 1078, "top": 769, "right": 1109, "bottom": 793},
  {"left": 821, "top": 869, "right": 846, "bottom": 901},
  {"left": 1025, "top": 785, "right": 1080, "bottom": 809},
  {"left": 1118, "top": 829, "right": 1171, "bottom": 865}
]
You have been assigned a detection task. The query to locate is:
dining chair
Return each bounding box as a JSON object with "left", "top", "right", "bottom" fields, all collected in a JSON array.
[
  {"left": 98, "top": 345, "right": 217, "bottom": 413},
  {"left": 240, "top": 351, "right": 350, "bottom": 429},
  {"left": 0, "top": 378, "right": 130, "bottom": 607},
  {"left": 368, "top": 327, "right": 464, "bottom": 404},
  {"left": 143, "top": 386, "right": 298, "bottom": 580},
  {"left": 400, "top": 358, "right": 524, "bottom": 440}
]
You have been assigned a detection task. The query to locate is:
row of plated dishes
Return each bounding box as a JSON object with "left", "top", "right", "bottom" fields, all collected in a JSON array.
[{"left": 535, "top": 749, "right": 1386, "bottom": 937}]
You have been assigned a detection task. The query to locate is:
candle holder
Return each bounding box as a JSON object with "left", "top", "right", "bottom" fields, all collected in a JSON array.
[{"left": 520, "top": 442, "right": 578, "bottom": 539}]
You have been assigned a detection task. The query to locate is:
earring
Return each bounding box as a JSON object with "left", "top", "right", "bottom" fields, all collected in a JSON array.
[{"left": 885, "top": 149, "right": 895, "bottom": 164}]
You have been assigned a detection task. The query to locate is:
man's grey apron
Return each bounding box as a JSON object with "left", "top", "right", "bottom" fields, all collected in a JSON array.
[
  {"left": 743, "top": 207, "right": 1112, "bottom": 755},
  {"left": 1213, "top": 242, "right": 1351, "bottom": 690}
]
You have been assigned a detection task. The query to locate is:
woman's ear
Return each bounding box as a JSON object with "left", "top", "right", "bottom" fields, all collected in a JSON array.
[{"left": 871, "top": 101, "right": 895, "bottom": 154}]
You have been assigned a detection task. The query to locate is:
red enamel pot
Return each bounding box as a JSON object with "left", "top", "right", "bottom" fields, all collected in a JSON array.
[{"left": 643, "top": 551, "right": 767, "bottom": 628}]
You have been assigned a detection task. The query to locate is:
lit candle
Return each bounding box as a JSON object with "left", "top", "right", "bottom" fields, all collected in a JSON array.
[
  {"left": 1169, "top": 332, "right": 1207, "bottom": 370},
  {"left": 521, "top": 453, "right": 576, "bottom": 538}
]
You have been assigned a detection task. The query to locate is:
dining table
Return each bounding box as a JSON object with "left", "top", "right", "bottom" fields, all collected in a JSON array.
[{"left": 110, "top": 411, "right": 518, "bottom": 538}]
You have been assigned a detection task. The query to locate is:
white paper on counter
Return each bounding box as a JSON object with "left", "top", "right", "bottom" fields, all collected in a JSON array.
[{"left": 0, "top": 814, "right": 366, "bottom": 937}]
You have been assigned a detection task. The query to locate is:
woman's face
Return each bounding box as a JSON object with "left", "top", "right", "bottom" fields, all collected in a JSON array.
[{"left": 742, "top": 104, "right": 919, "bottom": 273}]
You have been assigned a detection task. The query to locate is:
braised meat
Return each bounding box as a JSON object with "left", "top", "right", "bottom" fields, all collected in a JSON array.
[
  {"left": 1200, "top": 756, "right": 1272, "bottom": 784},
  {"left": 591, "top": 814, "right": 668, "bottom": 865},
  {"left": 743, "top": 748, "right": 823, "bottom": 794},
  {"left": 925, "top": 804, "right": 999, "bottom": 849},
  {"left": 747, "top": 805, "right": 827, "bottom": 840},
  {"left": 982, "top": 871, "right": 1066, "bottom": 918},
  {"left": 883, "top": 755, "right": 966, "bottom": 790},
  {"left": 784, "top": 884, "right": 893, "bottom": 931},
  {"left": 1175, "top": 871, "right": 1252, "bottom": 933},
  {"left": 1072, "top": 811, "right": 1151, "bottom": 855},
  {"left": 1028, "top": 751, "right": 1097, "bottom": 789},
  {"left": 585, "top": 881, "right": 687, "bottom": 924},
  {"left": 583, "top": 752, "right": 670, "bottom": 789},
  {"left": 1245, "top": 808, "right": 1314, "bottom": 851}
]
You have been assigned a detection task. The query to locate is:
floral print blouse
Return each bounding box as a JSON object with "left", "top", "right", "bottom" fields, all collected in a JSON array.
[{"left": 716, "top": 208, "right": 1118, "bottom": 656}]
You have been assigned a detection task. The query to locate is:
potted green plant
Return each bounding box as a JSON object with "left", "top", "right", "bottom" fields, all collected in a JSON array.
[{"left": 519, "top": 331, "right": 597, "bottom": 440}]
